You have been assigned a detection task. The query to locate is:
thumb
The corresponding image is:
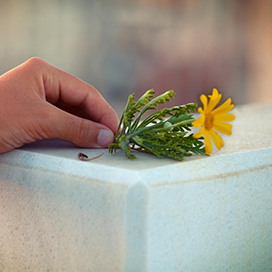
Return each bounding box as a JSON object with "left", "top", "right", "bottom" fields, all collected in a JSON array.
[{"left": 44, "top": 107, "right": 115, "bottom": 148}]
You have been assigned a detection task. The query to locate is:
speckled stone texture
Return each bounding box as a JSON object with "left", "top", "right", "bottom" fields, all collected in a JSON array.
[{"left": 0, "top": 103, "right": 271, "bottom": 272}]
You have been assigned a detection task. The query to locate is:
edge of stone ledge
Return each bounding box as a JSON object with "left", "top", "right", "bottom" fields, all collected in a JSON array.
[
  {"left": 0, "top": 146, "right": 271, "bottom": 186},
  {"left": 139, "top": 147, "right": 272, "bottom": 187},
  {"left": 0, "top": 149, "right": 142, "bottom": 185}
]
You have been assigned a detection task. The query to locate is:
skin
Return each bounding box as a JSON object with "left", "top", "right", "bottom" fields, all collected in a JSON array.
[{"left": 0, "top": 58, "right": 119, "bottom": 153}]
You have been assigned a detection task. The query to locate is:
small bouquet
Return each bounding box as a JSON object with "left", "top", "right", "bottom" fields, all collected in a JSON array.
[{"left": 109, "top": 88, "right": 235, "bottom": 161}]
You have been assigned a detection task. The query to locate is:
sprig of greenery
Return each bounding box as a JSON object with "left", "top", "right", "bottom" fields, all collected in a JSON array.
[{"left": 109, "top": 89, "right": 206, "bottom": 160}]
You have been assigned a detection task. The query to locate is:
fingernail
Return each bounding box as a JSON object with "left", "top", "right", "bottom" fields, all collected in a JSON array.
[{"left": 97, "top": 129, "right": 114, "bottom": 147}]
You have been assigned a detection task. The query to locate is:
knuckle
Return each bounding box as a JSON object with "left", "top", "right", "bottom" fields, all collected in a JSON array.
[
  {"left": 76, "top": 119, "right": 92, "bottom": 144},
  {"left": 34, "top": 106, "right": 55, "bottom": 139},
  {"left": 23, "top": 57, "right": 47, "bottom": 70}
]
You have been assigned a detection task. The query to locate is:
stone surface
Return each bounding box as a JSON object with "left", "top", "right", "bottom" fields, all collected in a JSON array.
[{"left": 0, "top": 103, "right": 272, "bottom": 271}]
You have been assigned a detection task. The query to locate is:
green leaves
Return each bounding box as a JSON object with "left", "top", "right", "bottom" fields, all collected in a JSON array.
[{"left": 109, "top": 89, "right": 206, "bottom": 161}]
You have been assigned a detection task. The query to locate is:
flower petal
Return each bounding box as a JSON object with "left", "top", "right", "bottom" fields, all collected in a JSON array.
[
  {"left": 192, "top": 115, "right": 205, "bottom": 128},
  {"left": 214, "top": 113, "right": 235, "bottom": 122},
  {"left": 200, "top": 94, "right": 208, "bottom": 112},
  {"left": 198, "top": 107, "right": 204, "bottom": 114},
  {"left": 213, "top": 98, "right": 234, "bottom": 115},
  {"left": 213, "top": 121, "right": 233, "bottom": 135},
  {"left": 207, "top": 88, "right": 222, "bottom": 112},
  {"left": 209, "top": 88, "right": 219, "bottom": 97},
  {"left": 204, "top": 130, "right": 212, "bottom": 154},
  {"left": 209, "top": 129, "right": 224, "bottom": 151},
  {"left": 193, "top": 126, "right": 205, "bottom": 138}
]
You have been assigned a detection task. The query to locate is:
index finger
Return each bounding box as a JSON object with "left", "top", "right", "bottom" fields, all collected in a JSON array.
[{"left": 32, "top": 58, "right": 119, "bottom": 134}]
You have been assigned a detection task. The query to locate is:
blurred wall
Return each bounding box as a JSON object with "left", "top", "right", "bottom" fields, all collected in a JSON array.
[{"left": 0, "top": 0, "right": 271, "bottom": 116}]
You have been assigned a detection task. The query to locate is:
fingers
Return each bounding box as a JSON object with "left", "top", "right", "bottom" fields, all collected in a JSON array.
[
  {"left": 0, "top": 57, "right": 119, "bottom": 152},
  {"left": 42, "top": 104, "right": 115, "bottom": 148},
  {"left": 33, "top": 58, "right": 119, "bottom": 134}
]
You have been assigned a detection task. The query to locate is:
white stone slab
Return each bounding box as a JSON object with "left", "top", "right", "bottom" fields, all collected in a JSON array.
[{"left": 0, "top": 103, "right": 272, "bottom": 271}]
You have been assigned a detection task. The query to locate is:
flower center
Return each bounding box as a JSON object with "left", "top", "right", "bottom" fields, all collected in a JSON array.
[{"left": 204, "top": 112, "right": 214, "bottom": 130}]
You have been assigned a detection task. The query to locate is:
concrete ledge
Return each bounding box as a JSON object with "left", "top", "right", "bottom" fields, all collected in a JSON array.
[{"left": 0, "top": 103, "right": 272, "bottom": 271}]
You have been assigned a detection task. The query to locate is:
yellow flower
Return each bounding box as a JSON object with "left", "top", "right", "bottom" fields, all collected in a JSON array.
[{"left": 193, "top": 88, "right": 235, "bottom": 155}]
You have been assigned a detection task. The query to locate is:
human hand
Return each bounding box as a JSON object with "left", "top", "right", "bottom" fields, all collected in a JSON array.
[{"left": 0, "top": 58, "right": 119, "bottom": 153}]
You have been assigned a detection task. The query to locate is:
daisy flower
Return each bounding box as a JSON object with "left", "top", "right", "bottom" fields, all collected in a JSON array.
[{"left": 193, "top": 88, "right": 235, "bottom": 155}]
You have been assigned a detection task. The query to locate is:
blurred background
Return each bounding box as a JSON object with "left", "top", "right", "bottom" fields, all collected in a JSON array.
[{"left": 0, "top": 0, "right": 271, "bottom": 116}]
